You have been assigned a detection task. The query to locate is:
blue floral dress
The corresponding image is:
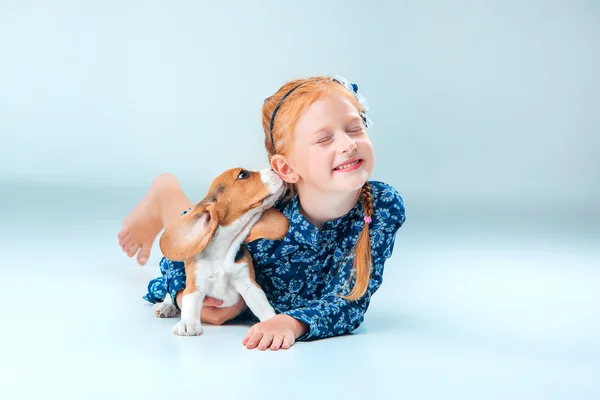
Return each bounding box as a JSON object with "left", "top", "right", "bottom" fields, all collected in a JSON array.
[{"left": 143, "top": 180, "right": 406, "bottom": 341}]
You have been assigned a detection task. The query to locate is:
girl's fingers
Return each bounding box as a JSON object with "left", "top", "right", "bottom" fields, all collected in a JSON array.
[
  {"left": 281, "top": 335, "right": 295, "bottom": 350},
  {"left": 270, "top": 335, "right": 284, "bottom": 351},
  {"left": 242, "top": 327, "right": 254, "bottom": 345},
  {"left": 257, "top": 333, "right": 274, "bottom": 351},
  {"left": 203, "top": 297, "right": 224, "bottom": 307},
  {"left": 245, "top": 332, "right": 264, "bottom": 349}
]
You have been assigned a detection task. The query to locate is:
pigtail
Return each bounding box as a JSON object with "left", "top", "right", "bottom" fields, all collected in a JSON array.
[
  {"left": 341, "top": 182, "right": 374, "bottom": 301},
  {"left": 261, "top": 75, "right": 377, "bottom": 300}
]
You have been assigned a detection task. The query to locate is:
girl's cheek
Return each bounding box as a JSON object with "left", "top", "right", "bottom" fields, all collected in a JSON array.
[
  {"left": 358, "top": 140, "right": 374, "bottom": 154},
  {"left": 357, "top": 136, "right": 372, "bottom": 146}
]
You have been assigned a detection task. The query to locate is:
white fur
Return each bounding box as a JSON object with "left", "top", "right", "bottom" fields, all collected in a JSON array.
[
  {"left": 152, "top": 301, "right": 179, "bottom": 318},
  {"left": 174, "top": 292, "right": 204, "bottom": 335},
  {"left": 171, "top": 169, "right": 283, "bottom": 336}
]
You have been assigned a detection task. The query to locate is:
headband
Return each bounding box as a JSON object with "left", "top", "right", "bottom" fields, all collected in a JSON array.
[{"left": 268, "top": 75, "right": 372, "bottom": 152}]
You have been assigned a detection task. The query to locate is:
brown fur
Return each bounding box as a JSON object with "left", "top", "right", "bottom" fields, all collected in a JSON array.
[
  {"left": 159, "top": 202, "right": 219, "bottom": 261},
  {"left": 243, "top": 208, "right": 289, "bottom": 243},
  {"left": 183, "top": 260, "right": 198, "bottom": 294},
  {"left": 159, "top": 167, "right": 289, "bottom": 306},
  {"left": 159, "top": 168, "right": 287, "bottom": 262},
  {"left": 210, "top": 168, "right": 272, "bottom": 227}
]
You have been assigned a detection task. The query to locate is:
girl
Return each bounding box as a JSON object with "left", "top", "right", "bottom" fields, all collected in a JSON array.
[{"left": 118, "top": 75, "right": 406, "bottom": 351}]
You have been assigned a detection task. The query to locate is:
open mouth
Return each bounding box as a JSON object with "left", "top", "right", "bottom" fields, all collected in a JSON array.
[{"left": 333, "top": 159, "right": 364, "bottom": 172}]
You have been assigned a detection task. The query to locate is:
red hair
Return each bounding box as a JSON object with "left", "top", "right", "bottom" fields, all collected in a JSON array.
[{"left": 261, "top": 76, "right": 374, "bottom": 301}]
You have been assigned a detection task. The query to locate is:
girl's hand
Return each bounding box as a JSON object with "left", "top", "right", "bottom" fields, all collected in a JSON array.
[
  {"left": 242, "top": 314, "right": 308, "bottom": 351},
  {"left": 176, "top": 292, "right": 246, "bottom": 325},
  {"left": 201, "top": 296, "right": 246, "bottom": 326}
]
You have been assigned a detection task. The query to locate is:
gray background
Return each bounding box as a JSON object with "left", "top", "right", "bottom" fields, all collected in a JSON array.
[
  {"left": 1, "top": 1, "right": 598, "bottom": 399},
  {"left": 1, "top": 0, "right": 598, "bottom": 207}
]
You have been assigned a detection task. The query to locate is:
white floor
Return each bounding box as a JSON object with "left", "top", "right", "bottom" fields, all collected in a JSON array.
[{"left": 1, "top": 182, "right": 599, "bottom": 399}]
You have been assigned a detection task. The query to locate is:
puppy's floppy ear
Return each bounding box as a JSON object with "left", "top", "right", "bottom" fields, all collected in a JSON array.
[
  {"left": 159, "top": 203, "right": 219, "bottom": 261},
  {"left": 244, "top": 208, "right": 289, "bottom": 243}
]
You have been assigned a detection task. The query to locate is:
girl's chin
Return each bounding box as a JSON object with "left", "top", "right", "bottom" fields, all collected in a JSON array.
[{"left": 330, "top": 170, "right": 369, "bottom": 188}]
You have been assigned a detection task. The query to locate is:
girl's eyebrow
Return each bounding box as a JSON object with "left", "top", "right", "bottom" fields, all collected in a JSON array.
[{"left": 312, "top": 126, "right": 332, "bottom": 136}]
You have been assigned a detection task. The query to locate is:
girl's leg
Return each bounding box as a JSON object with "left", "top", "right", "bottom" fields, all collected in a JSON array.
[
  {"left": 117, "top": 173, "right": 192, "bottom": 265},
  {"left": 122, "top": 173, "right": 247, "bottom": 324}
]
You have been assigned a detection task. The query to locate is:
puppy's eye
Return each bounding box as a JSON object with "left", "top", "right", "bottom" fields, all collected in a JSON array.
[{"left": 237, "top": 170, "right": 251, "bottom": 180}]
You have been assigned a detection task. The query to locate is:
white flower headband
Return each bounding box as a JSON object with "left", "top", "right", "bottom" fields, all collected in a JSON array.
[{"left": 331, "top": 75, "right": 373, "bottom": 129}]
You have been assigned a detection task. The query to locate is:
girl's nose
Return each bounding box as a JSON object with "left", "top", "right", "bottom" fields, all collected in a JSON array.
[{"left": 340, "top": 134, "right": 358, "bottom": 154}]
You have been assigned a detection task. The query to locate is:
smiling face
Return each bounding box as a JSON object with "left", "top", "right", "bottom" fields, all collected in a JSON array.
[{"left": 287, "top": 94, "right": 375, "bottom": 193}]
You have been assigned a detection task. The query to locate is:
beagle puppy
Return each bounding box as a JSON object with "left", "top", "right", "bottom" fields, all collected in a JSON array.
[{"left": 153, "top": 167, "right": 289, "bottom": 336}]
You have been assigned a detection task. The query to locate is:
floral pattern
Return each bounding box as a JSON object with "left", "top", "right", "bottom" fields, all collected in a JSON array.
[{"left": 143, "top": 180, "right": 406, "bottom": 341}]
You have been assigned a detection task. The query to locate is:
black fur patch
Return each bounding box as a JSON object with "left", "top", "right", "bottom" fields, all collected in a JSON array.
[{"left": 235, "top": 246, "right": 245, "bottom": 263}]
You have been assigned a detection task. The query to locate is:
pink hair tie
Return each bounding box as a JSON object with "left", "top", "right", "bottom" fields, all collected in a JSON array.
[{"left": 363, "top": 215, "right": 372, "bottom": 224}]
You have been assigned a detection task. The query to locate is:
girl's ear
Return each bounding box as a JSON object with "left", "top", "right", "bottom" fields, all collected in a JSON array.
[
  {"left": 270, "top": 155, "right": 298, "bottom": 184},
  {"left": 244, "top": 208, "right": 289, "bottom": 243},
  {"left": 159, "top": 203, "right": 219, "bottom": 261}
]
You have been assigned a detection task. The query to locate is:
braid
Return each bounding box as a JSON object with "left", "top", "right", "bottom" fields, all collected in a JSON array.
[
  {"left": 341, "top": 182, "right": 374, "bottom": 301},
  {"left": 361, "top": 182, "right": 373, "bottom": 218}
]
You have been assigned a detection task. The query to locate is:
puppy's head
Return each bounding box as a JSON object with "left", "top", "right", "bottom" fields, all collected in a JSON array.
[{"left": 159, "top": 168, "right": 286, "bottom": 261}]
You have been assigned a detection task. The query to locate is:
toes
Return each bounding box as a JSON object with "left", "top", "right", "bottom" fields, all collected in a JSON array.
[
  {"left": 117, "top": 228, "right": 129, "bottom": 240},
  {"left": 119, "top": 233, "right": 132, "bottom": 248},
  {"left": 137, "top": 244, "right": 151, "bottom": 265},
  {"left": 127, "top": 243, "right": 140, "bottom": 257},
  {"left": 121, "top": 239, "right": 132, "bottom": 253},
  {"left": 120, "top": 236, "right": 138, "bottom": 257}
]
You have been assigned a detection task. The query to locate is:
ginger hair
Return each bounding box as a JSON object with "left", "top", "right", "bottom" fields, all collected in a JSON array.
[{"left": 261, "top": 76, "right": 374, "bottom": 301}]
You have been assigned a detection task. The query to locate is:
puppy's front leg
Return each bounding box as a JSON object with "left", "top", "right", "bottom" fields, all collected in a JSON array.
[
  {"left": 232, "top": 270, "right": 276, "bottom": 322},
  {"left": 173, "top": 262, "right": 205, "bottom": 336},
  {"left": 173, "top": 289, "right": 205, "bottom": 336}
]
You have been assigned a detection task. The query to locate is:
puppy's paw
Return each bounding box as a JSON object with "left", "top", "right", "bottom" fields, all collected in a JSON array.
[
  {"left": 173, "top": 319, "right": 203, "bottom": 336},
  {"left": 152, "top": 302, "right": 179, "bottom": 318}
]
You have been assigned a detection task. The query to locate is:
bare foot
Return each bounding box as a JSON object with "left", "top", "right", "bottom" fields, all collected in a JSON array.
[{"left": 117, "top": 174, "right": 178, "bottom": 265}]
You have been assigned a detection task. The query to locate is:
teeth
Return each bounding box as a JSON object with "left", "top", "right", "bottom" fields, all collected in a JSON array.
[{"left": 335, "top": 160, "right": 360, "bottom": 170}]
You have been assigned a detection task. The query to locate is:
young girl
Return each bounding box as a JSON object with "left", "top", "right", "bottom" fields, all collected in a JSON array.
[{"left": 118, "top": 75, "right": 406, "bottom": 351}]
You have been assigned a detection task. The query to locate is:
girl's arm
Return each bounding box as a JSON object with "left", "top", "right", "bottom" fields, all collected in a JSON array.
[
  {"left": 242, "top": 229, "right": 401, "bottom": 350},
  {"left": 242, "top": 182, "right": 406, "bottom": 349},
  {"left": 283, "top": 253, "right": 393, "bottom": 341}
]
